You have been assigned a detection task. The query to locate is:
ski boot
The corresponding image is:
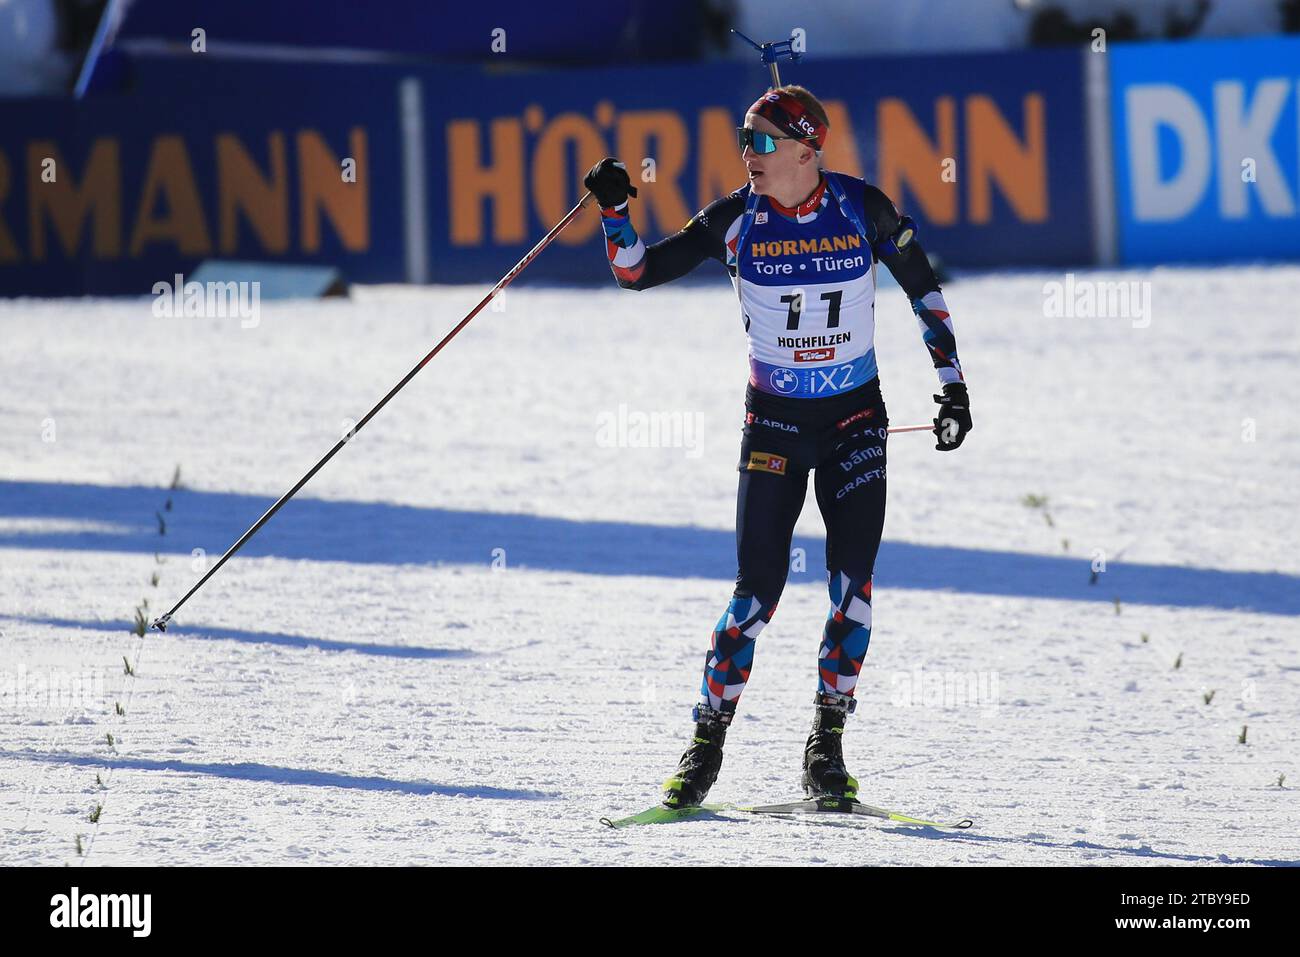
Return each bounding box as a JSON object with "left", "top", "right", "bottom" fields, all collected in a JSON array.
[
  {"left": 662, "top": 705, "right": 730, "bottom": 809},
  {"left": 801, "top": 692, "right": 858, "bottom": 801}
]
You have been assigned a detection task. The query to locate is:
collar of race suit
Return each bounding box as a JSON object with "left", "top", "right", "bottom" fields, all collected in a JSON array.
[{"left": 765, "top": 173, "right": 829, "bottom": 219}]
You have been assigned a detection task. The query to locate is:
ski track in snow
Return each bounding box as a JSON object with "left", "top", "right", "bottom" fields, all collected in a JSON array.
[{"left": 1, "top": 267, "right": 1297, "bottom": 866}]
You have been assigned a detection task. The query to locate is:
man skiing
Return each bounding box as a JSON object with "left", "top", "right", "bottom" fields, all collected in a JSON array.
[{"left": 584, "top": 85, "right": 971, "bottom": 809}]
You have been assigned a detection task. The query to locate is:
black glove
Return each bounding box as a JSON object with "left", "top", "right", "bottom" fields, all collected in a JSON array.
[
  {"left": 583, "top": 157, "right": 638, "bottom": 208},
  {"left": 932, "top": 382, "right": 972, "bottom": 451}
]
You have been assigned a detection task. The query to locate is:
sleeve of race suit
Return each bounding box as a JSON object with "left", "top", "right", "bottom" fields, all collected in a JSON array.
[
  {"left": 864, "top": 185, "right": 965, "bottom": 388},
  {"left": 596, "top": 196, "right": 730, "bottom": 291}
]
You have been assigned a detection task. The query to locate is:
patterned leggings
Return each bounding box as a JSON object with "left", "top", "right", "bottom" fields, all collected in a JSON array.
[{"left": 699, "top": 385, "right": 887, "bottom": 718}]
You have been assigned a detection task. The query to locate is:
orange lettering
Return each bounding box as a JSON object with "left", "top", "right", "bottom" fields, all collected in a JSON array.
[
  {"left": 877, "top": 97, "right": 958, "bottom": 226},
  {"left": 129, "top": 136, "right": 210, "bottom": 256},
  {"left": 696, "top": 107, "right": 749, "bottom": 209},
  {"left": 297, "top": 128, "right": 368, "bottom": 253},
  {"left": 617, "top": 110, "right": 690, "bottom": 239},
  {"left": 28, "top": 138, "right": 120, "bottom": 260},
  {"left": 532, "top": 114, "right": 604, "bottom": 246},
  {"left": 966, "top": 94, "right": 1047, "bottom": 224},
  {"left": 448, "top": 118, "right": 525, "bottom": 245},
  {"left": 217, "top": 133, "right": 288, "bottom": 254},
  {"left": 820, "top": 101, "right": 864, "bottom": 177}
]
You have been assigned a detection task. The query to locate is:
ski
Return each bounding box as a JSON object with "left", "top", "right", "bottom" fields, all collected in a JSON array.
[
  {"left": 601, "top": 797, "right": 971, "bottom": 830},
  {"left": 734, "top": 796, "right": 973, "bottom": 829},
  {"left": 599, "top": 803, "right": 731, "bottom": 829}
]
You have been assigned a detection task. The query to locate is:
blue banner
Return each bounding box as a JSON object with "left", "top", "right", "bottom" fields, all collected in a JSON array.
[
  {"left": 1110, "top": 35, "right": 1300, "bottom": 264},
  {"left": 425, "top": 47, "right": 1093, "bottom": 282},
  {"left": 0, "top": 66, "right": 407, "bottom": 296},
  {"left": 0, "top": 46, "right": 1093, "bottom": 296}
]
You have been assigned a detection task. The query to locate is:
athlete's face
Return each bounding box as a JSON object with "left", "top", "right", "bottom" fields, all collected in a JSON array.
[{"left": 742, "top": 113, "right": 817, "bottom": 199}]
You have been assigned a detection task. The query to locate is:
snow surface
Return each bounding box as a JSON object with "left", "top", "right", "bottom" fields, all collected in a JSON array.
[{"left": 1, "top": 266, "right": 1297, "bottom": 865}]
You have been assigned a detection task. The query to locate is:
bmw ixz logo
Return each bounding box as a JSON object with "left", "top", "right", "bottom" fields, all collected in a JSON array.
[{"left": 770, "top": 368, "right": 798, "bottom": 394}]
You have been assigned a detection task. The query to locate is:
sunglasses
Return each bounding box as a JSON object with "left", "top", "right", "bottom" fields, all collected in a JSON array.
[{"left": 736, "top": 127, "right": 804, "bottom": 155}]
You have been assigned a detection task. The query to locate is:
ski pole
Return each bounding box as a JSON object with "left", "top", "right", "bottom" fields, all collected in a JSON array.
[
  {"left": 152, "top": 192, "right": 597, "bottom": 632},
  {"left": 887, "top": 424, "right": 938, "bottom": 434}
]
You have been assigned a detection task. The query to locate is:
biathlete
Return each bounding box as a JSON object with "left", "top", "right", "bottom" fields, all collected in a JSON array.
[{"left": 583, "top": 84, "right": 972, "bottom": 808}]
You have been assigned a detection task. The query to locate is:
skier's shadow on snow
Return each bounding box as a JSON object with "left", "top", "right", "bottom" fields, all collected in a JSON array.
[
  {"left": 631, "top": 811, "right": 1296, "bottom": 866},
  {"left": 4, "top": 750, "right": 556, "bottom": 801},
  {"left": 733, "top": 810, "right": 1296, "bottom": 864},
  {"left": 871, "top": 825, "right": 1299, "bottom": 867},
  {"left": 3, "top": 480, "right": 1298, "bottom": 616},
  {"left": 0, "top": 614, "right": 476, "bottom": 660}
]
